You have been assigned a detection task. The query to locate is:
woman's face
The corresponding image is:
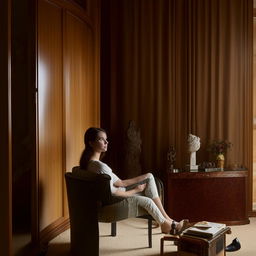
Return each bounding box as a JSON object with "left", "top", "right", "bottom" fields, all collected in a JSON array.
[{"left": 90, "top": 131, "right": 108, "bottom": 153}]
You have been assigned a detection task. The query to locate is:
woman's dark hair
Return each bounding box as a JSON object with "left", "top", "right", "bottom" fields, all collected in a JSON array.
[{"left": 79, "top": 127, "right": 107, "bottom": 169}]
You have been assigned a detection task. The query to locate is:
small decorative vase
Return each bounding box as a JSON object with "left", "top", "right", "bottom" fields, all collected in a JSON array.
[{"left": 216, "top": 154, "right": 225, "bottom": 169}]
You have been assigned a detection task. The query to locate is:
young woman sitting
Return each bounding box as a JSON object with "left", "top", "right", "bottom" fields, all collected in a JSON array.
[{"left": 77, "top": 127, "right": 189, "bottom": 235}]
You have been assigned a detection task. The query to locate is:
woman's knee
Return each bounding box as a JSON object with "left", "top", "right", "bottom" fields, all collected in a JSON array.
[{"left": 146, "top": 172, "right": 154, "bottom": 179}]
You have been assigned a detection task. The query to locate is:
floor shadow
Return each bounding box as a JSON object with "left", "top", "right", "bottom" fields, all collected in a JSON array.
[
  {"left": 46, "top": 243, "right": 70, "bottom": 256},
  {"left": 100, "top": 247, "right": 178, "bottom": 256},
  {"left": 162, "top": 253, "right": 179, "bottom": 256},
  {"left": 100, "top": 247, "right": 152, "bottom": 254},
  {"left": 121, "top": 219, "right": 159, "bottom": 230}
]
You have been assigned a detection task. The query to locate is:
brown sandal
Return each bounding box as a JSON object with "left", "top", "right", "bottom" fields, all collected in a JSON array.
[{"left": 170, "top": 219, "right": 190, "bottom": 235}]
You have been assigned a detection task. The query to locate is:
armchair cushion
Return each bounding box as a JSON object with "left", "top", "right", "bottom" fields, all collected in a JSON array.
[{"left": 71, "top": 166, "right": 124, "bottom": 206}]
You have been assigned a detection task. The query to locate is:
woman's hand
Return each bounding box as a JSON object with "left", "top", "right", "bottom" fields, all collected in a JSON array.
[
  {"left": 113, "top": 183, "right": 147, "bottom": 197},
  {"left": 115, "top": 172, "right": 153, "bottom": 187},
  {"left": 136, "top": 183, "right": 146, "bottom": 192}
]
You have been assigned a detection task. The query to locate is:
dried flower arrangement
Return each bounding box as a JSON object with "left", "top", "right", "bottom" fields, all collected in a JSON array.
[{"left": 207, "top": 140, "right": 232, "bottom": 155}]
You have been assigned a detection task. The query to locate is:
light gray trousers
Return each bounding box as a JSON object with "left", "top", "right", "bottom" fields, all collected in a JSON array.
[{"left": 125, "top": 173, "right": 166, "bottom": 224}]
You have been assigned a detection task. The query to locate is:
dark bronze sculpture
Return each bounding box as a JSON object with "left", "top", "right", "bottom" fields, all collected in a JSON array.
[{"left": 124, "top": 120, "right": 142, "bottom": 177}]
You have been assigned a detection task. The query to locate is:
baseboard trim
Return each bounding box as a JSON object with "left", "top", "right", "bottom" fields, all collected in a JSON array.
[
  {"left": 39, "top": 217, "right": 70, "bottom": 245},
  {"left": 249, "top": 210, "right": 256, "bottom": 217},
  {"left": 222, "top": 219, "right": 250, "bottom": 226}
]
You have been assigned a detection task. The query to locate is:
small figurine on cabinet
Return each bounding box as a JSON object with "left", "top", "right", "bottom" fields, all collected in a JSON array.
[
  {"left": 187, "top": 134, "right": 200, "bottom": 171},
  {"left": 167, "top": 145, "right": 176, "bottom": 171}
]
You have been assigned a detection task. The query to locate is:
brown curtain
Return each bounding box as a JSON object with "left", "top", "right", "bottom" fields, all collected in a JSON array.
[
  {"left": 182, "top": 0, "right": 253, "bottom": 166},
  {"left": 101, "top": 0, "right": 252, "bottom": 178}
]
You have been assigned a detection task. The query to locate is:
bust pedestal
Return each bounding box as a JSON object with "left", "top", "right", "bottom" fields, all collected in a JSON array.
[{"left": 187, "top": 152, "right": 198, "bottom": 171}]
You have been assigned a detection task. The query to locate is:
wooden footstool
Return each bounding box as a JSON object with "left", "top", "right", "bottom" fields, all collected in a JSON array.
[
  {"left": 160, "top": 227, "right": 231, "bottom": 256},
  {"left": 160, "top": 235, "right": 179, "bottom": 255}
]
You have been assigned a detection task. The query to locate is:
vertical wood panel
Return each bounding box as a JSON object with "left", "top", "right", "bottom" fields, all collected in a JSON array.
[
  {"left": 11, "top": 0, "right": 36, "bottom": 253},
  {"left": 0, "top": 0, "right": 12, "bottom": 255},
  {"left": 64, "top": 11, "right": 99, "bottom": 173},
  {"left": 36, "top": 0, "right": 100, "bottom": 244},
  {"left": 38, "top": 0, "right": 63, "bottom": 230},
  {"left": 253, "top": 17, "right": 256, "bottom": 208}
]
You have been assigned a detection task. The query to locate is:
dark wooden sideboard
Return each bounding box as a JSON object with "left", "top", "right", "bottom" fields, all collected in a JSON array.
[{"left": 165, "top": 170, "right": 249, "bottom": 225}]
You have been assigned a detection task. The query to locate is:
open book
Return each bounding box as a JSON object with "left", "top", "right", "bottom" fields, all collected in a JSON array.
[{"left": 182, "top": 221, "right": 226, "bottom": 238}]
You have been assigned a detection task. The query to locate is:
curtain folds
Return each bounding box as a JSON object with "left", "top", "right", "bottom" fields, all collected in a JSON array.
[{"left": 102, "top": 0, "right": 252, "bottom": 178}]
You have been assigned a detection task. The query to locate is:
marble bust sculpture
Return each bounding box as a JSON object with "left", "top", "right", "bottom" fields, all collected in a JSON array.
[{"left": 187, "top": 134, "right": 200, "bottom": 171}]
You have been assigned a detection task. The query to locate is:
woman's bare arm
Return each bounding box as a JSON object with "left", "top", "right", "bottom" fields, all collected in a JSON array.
[
  {"left": 112, "top": 184, "right": 146, "bottom": 197},
  {"left": 114, "top": 173, "right": 150, "bottom": 187}
]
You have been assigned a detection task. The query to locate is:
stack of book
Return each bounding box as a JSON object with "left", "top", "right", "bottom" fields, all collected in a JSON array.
[
  {"left": 203, "top": 168, "right": 223, "bottom": 172},
  {"left": 182, "top": 221, "right": 226, "bottom": 239}
]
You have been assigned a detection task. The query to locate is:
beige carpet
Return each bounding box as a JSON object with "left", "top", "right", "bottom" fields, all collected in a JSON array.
[{"left": 46, "top": 218, "right": 256, "bottom": 256}]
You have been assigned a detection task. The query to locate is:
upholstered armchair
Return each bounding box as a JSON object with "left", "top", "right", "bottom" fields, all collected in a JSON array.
[
  {"left": 97, "top": 172, "right": 164, "bottom": 248},
  {"left": 65, "top": 171, "right": 107, "bottom": 256},
  {"left": 65, "top": 167, "right": 164, "bottom": 256}
]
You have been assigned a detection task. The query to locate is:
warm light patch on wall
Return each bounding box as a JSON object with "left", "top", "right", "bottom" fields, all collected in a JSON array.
[{"left": 253, "top": 16, "right": 256, "bottom": 211}]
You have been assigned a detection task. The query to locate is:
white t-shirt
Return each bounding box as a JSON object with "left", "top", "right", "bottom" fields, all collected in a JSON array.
[{"left": 87, "top": 160, "right": 125, "bottom": 194}]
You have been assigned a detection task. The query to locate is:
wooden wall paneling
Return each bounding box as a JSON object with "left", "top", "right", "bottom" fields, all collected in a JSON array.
[
  {"left": 254, "top": 19, "right": 256, "bottom": 124},
  {"left": 253, "top": 17, "right": 256, "bottom": 212},
  {"left": 43, "top": 0, "right": 93, "bottom": 27},
  {"left": 70, "top": 0, "right": 87, "bottom": 10},
  {"left": 90, "top": 0, "right": 100, "bottom": 105},
  {"left": 247, "top": 0, "right": 254, "bottom": 216},
  {"left": 38, "top": 0, "right": 64, "bottom": 231},
  {"left": 36, "top": 0, "right": 100, "bottom": 247},
  {"left": 0, "top": 0, "right": 12, "bottom": 255},
  {"left": 62, "top": 1, "right": 100, "bottom": 218},
  {"left": 11, "top": 0, "right": 37, "bottom": 254},
  {"left": 64, "top": 11, "right": 99, "bottom": 174}
]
